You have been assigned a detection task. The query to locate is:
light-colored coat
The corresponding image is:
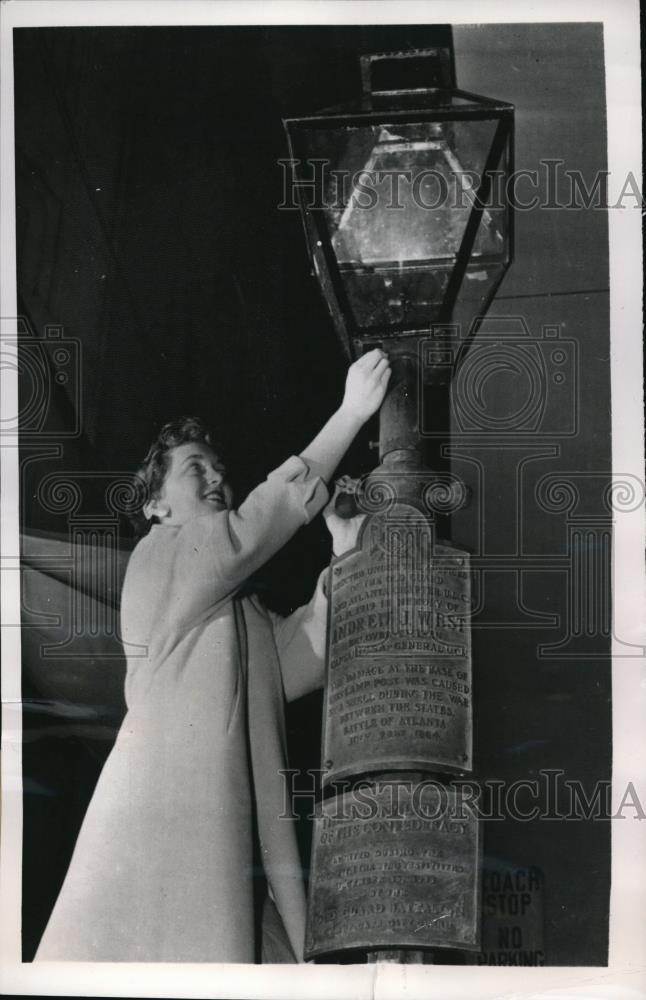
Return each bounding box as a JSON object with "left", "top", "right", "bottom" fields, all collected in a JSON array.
[{"left": 36, "top": 456, "right": 329, "bottom": 962}]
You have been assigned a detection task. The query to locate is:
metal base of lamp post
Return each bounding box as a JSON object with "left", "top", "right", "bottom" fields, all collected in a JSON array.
[{"left": 366, "top": 950, "right": 431, "bottom": 964}]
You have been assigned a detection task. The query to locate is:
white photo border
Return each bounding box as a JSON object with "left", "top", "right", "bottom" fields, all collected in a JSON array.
[{"left": 1, "top": 1, "right": 644, "bottom": 998}]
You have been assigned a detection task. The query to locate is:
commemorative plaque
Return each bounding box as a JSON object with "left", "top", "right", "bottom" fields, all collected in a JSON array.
[
  {"left": 323, "top": 502, "right": 472, "bottom": 783},
  {"left": 305, "top": 781, "right": 481, "bottom": 958}
]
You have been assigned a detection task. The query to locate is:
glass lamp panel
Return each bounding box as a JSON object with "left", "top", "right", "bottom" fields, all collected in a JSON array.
[
  {"left": 452, "top": 259, "right": 509, "bottom": 337},
  {"left": 298, "top": 117, "right": 508, "bottom": 333}
]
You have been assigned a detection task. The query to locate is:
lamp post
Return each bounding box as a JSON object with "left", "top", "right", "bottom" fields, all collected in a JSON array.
[{"left": 284, "top": 48, "right": 514, "bottom": 963}]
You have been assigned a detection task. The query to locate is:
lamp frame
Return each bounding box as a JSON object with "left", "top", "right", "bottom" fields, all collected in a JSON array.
[{"left": 284, "top": 90, "right": 514, "bottom": 361}]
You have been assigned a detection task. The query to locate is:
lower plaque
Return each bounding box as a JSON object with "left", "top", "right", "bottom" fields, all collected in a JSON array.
[{"left": 305, "top": 781, "right": 481, "bottom": 959}]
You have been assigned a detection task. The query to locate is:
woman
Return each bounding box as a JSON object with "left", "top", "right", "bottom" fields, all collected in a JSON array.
[{"left": 36, "top": 349, "right": 390, "bottom": 963}]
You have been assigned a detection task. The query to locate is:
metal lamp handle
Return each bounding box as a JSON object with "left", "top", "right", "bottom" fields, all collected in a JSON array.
[{"left": 360, "top": 47, "right": 454, "bottom": 97}]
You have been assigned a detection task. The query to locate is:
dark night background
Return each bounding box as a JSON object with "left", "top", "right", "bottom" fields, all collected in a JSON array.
[{"left": 14, "top": 23, "right": 611, "bottom": 964}]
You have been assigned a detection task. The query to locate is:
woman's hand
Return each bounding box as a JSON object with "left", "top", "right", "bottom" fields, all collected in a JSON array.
[
  {"left": 323, "top": 477, "right": 366, "bottom": 557},
  {"left": 340, "top": 349, "right": 391, "bottom": 424},
  {"left": 298, "top": 350, "right": 390, "bottom": 486}
]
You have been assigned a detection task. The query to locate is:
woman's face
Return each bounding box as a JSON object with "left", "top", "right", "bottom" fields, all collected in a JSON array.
[{"left": 153, "top": 441, "right": 234, "bottom": 526}]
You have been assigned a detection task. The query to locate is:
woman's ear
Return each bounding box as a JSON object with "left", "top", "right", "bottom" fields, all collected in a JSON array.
[{"left": 143, "top": 498, "right": 170, "bottom": 521}]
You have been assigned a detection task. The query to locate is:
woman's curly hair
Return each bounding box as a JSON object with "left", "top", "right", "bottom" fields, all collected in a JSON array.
[{"left": 128, "top": 416, "right": 217, "bottom": 536}]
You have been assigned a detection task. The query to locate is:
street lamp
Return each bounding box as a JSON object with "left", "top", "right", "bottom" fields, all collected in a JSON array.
[
  {"left": 284, "top": 49, "right": 514, "bottom": 964},
  {"left": 284, "top": 48, "right": 513, "bottom": 362}
]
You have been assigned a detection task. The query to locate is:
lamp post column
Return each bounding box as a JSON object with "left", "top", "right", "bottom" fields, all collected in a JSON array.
[{"left": 285, "top": 47, "right": 513, "bottom": 966}]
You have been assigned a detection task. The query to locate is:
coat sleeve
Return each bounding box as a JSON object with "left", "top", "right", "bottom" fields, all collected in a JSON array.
[
  {"left": 270, "top": 568, "right": 330, "bottom": 703},
  {"left": 159, "top": 456, "right": 329, "bottom": 637}
]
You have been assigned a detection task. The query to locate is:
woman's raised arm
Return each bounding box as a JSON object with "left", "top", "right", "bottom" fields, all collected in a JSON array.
[{"left": 299, "top": 348, "right": 390, "bottom": 483}]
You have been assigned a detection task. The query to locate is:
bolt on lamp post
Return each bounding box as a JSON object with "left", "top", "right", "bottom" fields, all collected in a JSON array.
[{"left": 284, "top": 48, "right": 514, "bottom": 963}]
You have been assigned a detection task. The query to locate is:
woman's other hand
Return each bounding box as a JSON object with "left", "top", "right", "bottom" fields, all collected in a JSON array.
[{"left": 323, "top": 476, "right": 366, "bottom": 557}]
